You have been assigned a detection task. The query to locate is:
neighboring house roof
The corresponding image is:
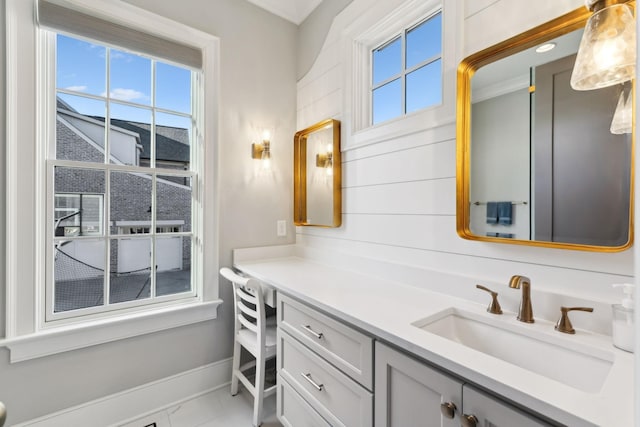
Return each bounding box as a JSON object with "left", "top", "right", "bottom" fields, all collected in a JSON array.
[
  {"left": 108, "top": 119, "right": 190, "bottom": 163},
  {"left": 56, "top": 96, "right": 189, "bottom": 164},
  {"left": 57, "top": 97, "right": 78, "bottom": 112}
]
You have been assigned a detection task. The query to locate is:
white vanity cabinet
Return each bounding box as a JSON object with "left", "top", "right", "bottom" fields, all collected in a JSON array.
[
  {"left": 277, "top": 294, "right": 374, "bottom": 427},
  {"left": 375, "top": 342, "right": 554, "bottom": 427}
]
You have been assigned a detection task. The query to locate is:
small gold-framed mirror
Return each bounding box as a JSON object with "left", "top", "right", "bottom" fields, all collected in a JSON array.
[
  {"left": 294, "top": 119, "right": 341, "bottom": 227},
  {"left": 457, "top": 5, "right": 634, "bottom": 252}
]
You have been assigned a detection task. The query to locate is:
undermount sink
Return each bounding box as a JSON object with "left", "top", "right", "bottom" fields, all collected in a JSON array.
[{"left": 412, "top": 308, "right": 613, "bottom": 393}]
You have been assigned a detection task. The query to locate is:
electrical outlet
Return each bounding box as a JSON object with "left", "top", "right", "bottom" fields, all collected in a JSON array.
[{"left": 277, "top": 220, "right": 287, "bottom": 237}]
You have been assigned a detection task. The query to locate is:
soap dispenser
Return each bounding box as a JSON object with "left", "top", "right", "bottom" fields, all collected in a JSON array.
[{"left": 612, "top": 283, "right": 635, "bottom": 352}]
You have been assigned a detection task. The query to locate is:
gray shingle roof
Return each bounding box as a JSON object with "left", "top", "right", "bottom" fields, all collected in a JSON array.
[
  {"left": 109, "top": 119, "right": 190, "bottom": 163},
  {"left": 57, "top": 98, "right": 78, "bottom": 112},
  {"left": 56, "top": 97, "right": 190, "bottom": 163}
]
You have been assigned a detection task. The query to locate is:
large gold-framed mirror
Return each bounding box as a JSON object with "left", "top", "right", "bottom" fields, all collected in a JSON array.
[
  {"left": 294, "top": 119, "right": 341, "bottom": 227},
  {"left": 457, "top": 5, "right": 634, "bottom": 252}
]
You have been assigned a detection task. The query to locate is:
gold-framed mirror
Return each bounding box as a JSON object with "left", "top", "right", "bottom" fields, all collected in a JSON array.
[
  {"left": 294, "top": 119, "right": 341, "bottom": 227},
  {"left": 457, "top": 4, "right": 634, "bottom": 252}
]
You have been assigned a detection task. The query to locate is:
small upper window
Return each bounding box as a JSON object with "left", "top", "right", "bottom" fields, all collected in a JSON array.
[{"left": 371, "top": 11, "right": 442, "bottom": 125}]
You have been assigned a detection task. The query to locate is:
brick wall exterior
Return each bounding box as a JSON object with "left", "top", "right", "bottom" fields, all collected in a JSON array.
[{"left": 56, "top": 119, "right": 192, "bottom": 274}]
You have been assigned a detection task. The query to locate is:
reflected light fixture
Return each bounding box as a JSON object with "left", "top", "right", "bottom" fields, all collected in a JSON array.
[
  {"left": 251, "top": 129, "right": 271, "bottom": 169},
  {"left": 571, "top": 0, "right": 636, "bottom": 90},
  {"left": 316, "top": 143, "right": 333, "bottom": 176},
  {"left": 535, "top": 42, "right": 556, "bottom": 53},
  {"left": 610, "top": 88, "right": 632, "bottom": 134}
]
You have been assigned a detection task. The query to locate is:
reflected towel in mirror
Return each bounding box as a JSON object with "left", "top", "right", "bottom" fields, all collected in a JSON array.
[
  {"left": 486, "top": 202, "right": 498, "bottom": 224},
  {"left": 497, "top": 202, "right": 512, "bottom": 225}
]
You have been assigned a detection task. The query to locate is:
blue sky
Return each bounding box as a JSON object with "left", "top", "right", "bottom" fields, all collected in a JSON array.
[
  {"left": 56, "top": 34, "right": 192, "bottom": 128},
  {"left": 371, "top": 12, "right": 442, "bottom": 124}
]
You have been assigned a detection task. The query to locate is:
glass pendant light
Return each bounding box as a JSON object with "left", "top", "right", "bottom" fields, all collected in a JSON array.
[
  {"left": 571, "top": 1, "right": 636, "bottom": 91},
  {"left": 610, "top": 89, "right": 632, "bottom": 134}
]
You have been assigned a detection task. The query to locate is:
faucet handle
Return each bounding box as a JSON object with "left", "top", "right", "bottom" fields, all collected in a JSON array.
[
  {"left": 476, "top": 284, "right": 503, "bottom": 315},
  {"left": 555, "top": 306, "right": 594, "bottom": 334}
]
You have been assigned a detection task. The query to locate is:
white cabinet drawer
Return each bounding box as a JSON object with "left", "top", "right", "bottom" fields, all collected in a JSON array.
[
  {"left": 278, "top": 329, "right": 373, "bottom": 427},
  {"left": 278, "top": 374, "right": 331, "bottom": 427},
  {"left": 278, "top": 294, "right": 373, "bottom": 389}
]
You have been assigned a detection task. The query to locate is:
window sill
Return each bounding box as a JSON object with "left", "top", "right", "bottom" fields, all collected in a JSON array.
[
  {"left": 345, "top": 107, "right": 455, "bottom": 151},
  {"left": 0, "top": 299, "right": 222, "bottom": 363}
]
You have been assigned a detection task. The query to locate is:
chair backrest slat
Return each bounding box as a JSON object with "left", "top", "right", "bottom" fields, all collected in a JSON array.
[
  {"left": 238, "top": 314, "right": 258, "bottom": 332},
  {"left": 235, "top": 286, "right": 258, "bottom": 306},
  {"left": 237, "top": 299, "right": 258, "bottom": 319},
  {"left": 220, "top": 267, "right": 266, "bottom": 344}
]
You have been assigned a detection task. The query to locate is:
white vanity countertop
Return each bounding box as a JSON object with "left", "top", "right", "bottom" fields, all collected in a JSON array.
[{"left": 234, "top": 254, "right": 634, "bottom": 427}]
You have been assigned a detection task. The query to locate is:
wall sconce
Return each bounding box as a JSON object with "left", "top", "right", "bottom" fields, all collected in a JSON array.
[
  {"left": 316, "top": 143, "right": 333, "bottom": 176},
  {"left": 252, "top": 129, "right": 271, "bottom": 169},
  {"left": 571, "top": 0, "right": 636, "bottom": 90}
]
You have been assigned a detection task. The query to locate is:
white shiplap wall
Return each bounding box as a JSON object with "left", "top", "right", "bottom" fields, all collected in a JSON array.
[{"left": 295, "top": 0, "right": 633, "bottom": 305}]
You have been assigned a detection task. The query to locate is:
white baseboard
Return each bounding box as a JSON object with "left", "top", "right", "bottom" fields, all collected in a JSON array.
[{"left": 15, "top": 357, "right": 233, "bottom": 427}]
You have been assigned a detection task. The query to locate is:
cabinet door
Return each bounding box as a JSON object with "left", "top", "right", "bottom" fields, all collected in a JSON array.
[
  {"left": 375, "top": 342, "right": 462, "bottom": 427},
  {"left": 461, "top": 384, "right": 554, "bottom": 427}
]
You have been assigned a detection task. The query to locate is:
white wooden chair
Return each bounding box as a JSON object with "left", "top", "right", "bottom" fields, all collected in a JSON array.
[{"left": 220, "top": 267, "right": 277, "bottom": 427}]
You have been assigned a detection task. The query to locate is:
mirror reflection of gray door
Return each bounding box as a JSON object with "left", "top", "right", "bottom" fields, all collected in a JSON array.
[{"left": 533, "top": 54, "right": 631, "bottom": 246}]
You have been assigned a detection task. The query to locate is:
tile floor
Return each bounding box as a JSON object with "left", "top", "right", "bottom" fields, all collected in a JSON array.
[{"left": 120, "top": 387, "right": 282, "bottom": 427}]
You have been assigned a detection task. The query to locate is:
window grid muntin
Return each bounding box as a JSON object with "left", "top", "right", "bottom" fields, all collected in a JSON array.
[
  {"left": 370, "top": 11, "right": 442, "bottom": 125},
  {"left": 48, "top": 32, "right": 198, "bottom": 321},
  {"left": 151, "top": 170, "right": 157, "bottom": 298},
  {"left": 56, "top": 88, "right": 192, "bottom": 119},
  {"left": 372, "top": 36, "right": 401, "bottom": 86}
]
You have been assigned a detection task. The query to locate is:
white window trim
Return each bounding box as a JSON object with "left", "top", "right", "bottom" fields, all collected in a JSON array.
[
  {"left": 3, "top": 0, "right": 221, "bottom": 362},
  {"left": 341, "top": 0, "right": 463, "bottom": 151}
]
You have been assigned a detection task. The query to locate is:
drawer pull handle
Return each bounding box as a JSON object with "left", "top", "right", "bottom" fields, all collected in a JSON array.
[
  {"left": 301, "top": 373, "right": 324, "bottom": 391},
  {"left": 302, "top": 324, "right": 324, "bottom": 339}
]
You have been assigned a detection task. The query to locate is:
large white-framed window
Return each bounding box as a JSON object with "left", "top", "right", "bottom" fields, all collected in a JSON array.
[
  {"left": 3, "top": 0, "right": 221, "bottom": 362},
  {"left": 49, "top": 32, "right": 198, "bottom": 321},
  {"left": 343, "top": 0, "right": 461, "bottom": 149}
]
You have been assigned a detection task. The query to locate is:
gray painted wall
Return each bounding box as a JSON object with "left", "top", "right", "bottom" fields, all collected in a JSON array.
[
  {"left": 470, "top": 89, "right": 530, "bottom": 240},
  {"left": 297, "top": 0, "right": 352, "bottom": 80},
  {"left": 0, "top": 0, "right": 297, "bottom": 423}
]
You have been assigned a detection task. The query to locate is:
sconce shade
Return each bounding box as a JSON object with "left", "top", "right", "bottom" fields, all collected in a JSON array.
[
  {"left": 261, "top": 145, "right": 271, "bottom": 169},
  {"left": 570, "top": 3, "right": 636, "bottom": 90},
  {"left": 610, "top": 89, "right": 632, "bottom": 134}
]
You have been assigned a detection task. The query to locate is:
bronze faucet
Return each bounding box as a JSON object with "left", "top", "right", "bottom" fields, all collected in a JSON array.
[{"left": 509, "top": 275, "right": 534, "bottom": 323}]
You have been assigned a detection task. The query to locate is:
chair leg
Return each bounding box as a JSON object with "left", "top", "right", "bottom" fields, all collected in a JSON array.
[
  {"left": 252, "top": 356, "right": 266, "bottom": 427},
  {"left": 230, "top": 341, "right": 241, "bottom": 396}
]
